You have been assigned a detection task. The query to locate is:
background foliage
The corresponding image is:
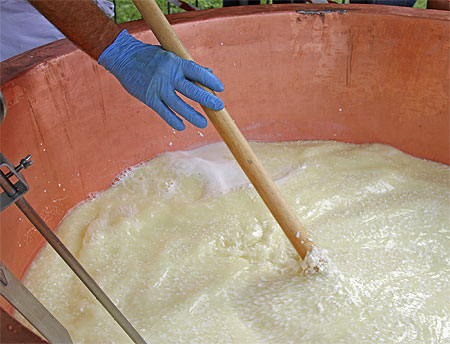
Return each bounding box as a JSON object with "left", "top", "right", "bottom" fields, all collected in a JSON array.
[
  {"left": 114, "top": 0, "right": 223, "bottom": 23},
  {"left": 113, "top": 0, "right": 427, "bottom": 24}
]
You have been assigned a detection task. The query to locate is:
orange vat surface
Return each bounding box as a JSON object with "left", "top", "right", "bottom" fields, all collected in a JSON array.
[{"left": 0, "top": 4, "right": 448, "bottom": 341}]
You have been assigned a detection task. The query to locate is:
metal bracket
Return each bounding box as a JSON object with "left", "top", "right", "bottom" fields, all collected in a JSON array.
[
  {"left": 0, "top": 266, "right": 7, "bottom": 286},
  {"left": 0, "top": 152, "right": 146, "bottom": 343},
  {"left": 296, "top": 9, "right": 347, "bottom": 14},
  {"left": 0, "top": 90, "right": 6, "bottom": 125},
  {"left": 0, "top": 261, "right": 73, "bottom": 343},
  {"left": 0, "top": 154, "right": 32, "bottom": 212}
]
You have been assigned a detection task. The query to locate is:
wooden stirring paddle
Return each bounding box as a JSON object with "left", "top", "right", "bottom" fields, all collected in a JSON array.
[{"left": 132, "top": 0, "right": 315, "bottom": 260}]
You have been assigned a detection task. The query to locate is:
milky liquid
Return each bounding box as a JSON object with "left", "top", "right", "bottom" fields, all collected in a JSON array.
[{"left": 20, "top": 141, "right": 450, "bottom": 343}]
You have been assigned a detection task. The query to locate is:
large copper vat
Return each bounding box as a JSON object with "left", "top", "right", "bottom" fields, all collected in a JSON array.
[{"left": 0, "top": 4, "right": 448, "bottom": 341}]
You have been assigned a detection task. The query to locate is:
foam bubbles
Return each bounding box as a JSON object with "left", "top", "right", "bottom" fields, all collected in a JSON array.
[
  {"left": 20, "top": 140, "right": 450, "bottom": 344},
  {"left": 165, "top": 142, "right": 250, "bottom": 196}
]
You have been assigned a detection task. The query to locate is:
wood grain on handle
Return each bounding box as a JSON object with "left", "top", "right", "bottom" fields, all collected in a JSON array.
[{"left": 132, "top": 0, "right": 314, "bottom": 259}]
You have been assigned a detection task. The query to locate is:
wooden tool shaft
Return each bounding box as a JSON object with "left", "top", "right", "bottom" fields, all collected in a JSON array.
[
  {"left": 204, "top": 105, "right": 314, "bottom": 258},
  {"left": 132, "top": 0, "right": 314, "bottom": 259}
]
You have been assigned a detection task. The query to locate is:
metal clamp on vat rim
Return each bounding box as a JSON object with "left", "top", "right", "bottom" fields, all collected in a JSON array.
[
  {"left": 296, "top": 9, "right": 347, "bottom": 14},
  {"left": 0, "top": 90, "right": 147, "bottom": 344},
  {"left": 0, "top": 154, "right": 32, "bottom": 212}
]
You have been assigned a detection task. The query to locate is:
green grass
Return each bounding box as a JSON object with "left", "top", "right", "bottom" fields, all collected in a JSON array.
[
  {"left": 114, "top": 0, "right": 223, "bottom": 23},
  {"left": 114, "top": 0, "right": 141, "bottom": 22},
  {"left": 413, "top": 0, "right": 427, "bottom": 8},
  {"left": 113, "top": 0, "right": 427, "bottom": 24}
]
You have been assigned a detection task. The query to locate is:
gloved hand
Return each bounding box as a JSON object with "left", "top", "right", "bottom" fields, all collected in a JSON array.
[{"left": 98, "top": 30, "right": 224, "bottom": 131}]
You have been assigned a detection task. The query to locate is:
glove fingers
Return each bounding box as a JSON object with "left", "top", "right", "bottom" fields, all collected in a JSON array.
[
  {"left": 151, "top": 99, "right": 186, "bottom": 131},
  {"left": 177, "top": 80, "right": 224, "bottom": 111},
  {"left": 162, "top": 93, "right": 207, "bottom": 129},
  {"left": 181, "top": 60, "right": 224, "bottom": 93}
]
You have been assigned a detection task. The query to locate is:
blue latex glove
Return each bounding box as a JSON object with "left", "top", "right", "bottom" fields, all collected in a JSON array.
[{"left": 98, "top": 30, "right": 224, "bottom": 131}]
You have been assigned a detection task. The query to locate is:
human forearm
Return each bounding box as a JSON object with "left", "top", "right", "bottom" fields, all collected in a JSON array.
[
  {"left": 28, "top": 0, "right": 121, "bottom": 60},
  {"left": 30, "top": 0, "right": 225, "bottom": 130}
]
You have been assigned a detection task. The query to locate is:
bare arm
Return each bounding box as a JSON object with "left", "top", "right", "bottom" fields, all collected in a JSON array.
[
  {"left": 29, "top": 0, "right": 225, "bottom": 131},
  {"left": 28, "top": 0, "right": 121, "bottom": 60},
  {"left": 427, "top": 0, "right": 450, "bottom": 10}
]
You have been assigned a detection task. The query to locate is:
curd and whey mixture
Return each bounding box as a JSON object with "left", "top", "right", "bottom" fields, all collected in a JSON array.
[{"left": 21, "top": 141, "right": 449, "bottom": 343}]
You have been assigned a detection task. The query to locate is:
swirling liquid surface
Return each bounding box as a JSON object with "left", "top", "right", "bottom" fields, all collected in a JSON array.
[{"left": 21, "top": 141, "right": 450, "bottom": 343}]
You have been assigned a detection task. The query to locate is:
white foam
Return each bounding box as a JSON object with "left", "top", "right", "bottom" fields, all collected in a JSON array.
[
  {"left": 20, "top": 140, "right": 450, "bottom": 343},
  {"left": 300, "top": 247, "right": 336, "bottom": 275},
  {"left": 165, "top": 142, "right": 304, "bottom": 197},
  {"left": 166, "top": 142, "right": 250, "bottom": 196}
]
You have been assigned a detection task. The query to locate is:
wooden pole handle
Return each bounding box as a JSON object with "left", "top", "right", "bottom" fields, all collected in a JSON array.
[{"left": 132, "top": 0, "right": 314, "bottom": 259}]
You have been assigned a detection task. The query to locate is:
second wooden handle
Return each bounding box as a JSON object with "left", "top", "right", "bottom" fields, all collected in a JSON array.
[{"left": 132, "top": 0, "right": 315, "bottom": 259}]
